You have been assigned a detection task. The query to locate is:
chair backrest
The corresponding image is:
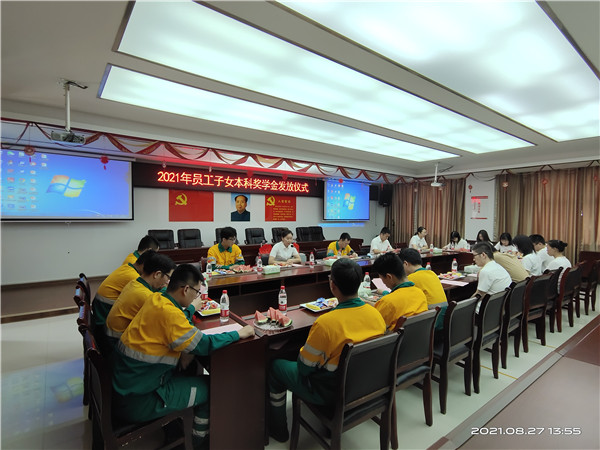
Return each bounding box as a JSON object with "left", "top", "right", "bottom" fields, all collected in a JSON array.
[
  {"left": 524, "top": 273, "right": 551, "bottom": 311},
  {"left": 564, "top": 264, "right": 582, "bottom": 297},
  {"left": 313, "top": 247, "right": 328, "bottom": 259},
  {"left": 544, "top": 268, "right": 562, "bottom": 301},
  {"left": 148, "top": 229, "right": 175, "bottom": 249},
  {"left": 394, "top": 308, "right": 439, "bottom": 374},
  {"left": 578, "top": 259, "right": 594, "bottom": 279},
  {"left": 74, "top": 284, "right": 87, "bottom": 307},
  {"left": 590, "top": 260, "right": 600, "bottom": 286},
  {"left": 358, "top": 245, "right": 370, "bottom": 256},
  {"left": 245, "top": 227, "right": 266, "bottom": 244},
  {"left": 215, "top": 227, "right": 239, "bottom": 245},
  {"left": 308, "top": 226, "right": 325, "bottom": 241},
  {"left": 177, "top": 229, "right": 203, "bottom": 248},
  {"left": 78, "top": 273, "right": 91, "bottom": 300},
  {"left": 478, "top": 289, "right": 510, "bottom": 339},
  {"left": 77, "top": 301, "right": 91, "bottom": 329},
  {"left": 505, "top": 278, "right": 529, "bottom": 321},
  {"left": 337, "top": 331, "right": 404, "bottom": 410},
  {"left": 442, "top": 297, "right": 479, "bottom": 350},
  {"left": 295, "top": 227, "right": 311, "bottom": 242},
  {"left": 271, "top": 227, "right": 286, "bottom": 244}
]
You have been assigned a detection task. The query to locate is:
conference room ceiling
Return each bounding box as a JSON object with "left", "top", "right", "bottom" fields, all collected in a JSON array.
[{"left": 1, "top": 1, "right": 599, "bottom": 178}]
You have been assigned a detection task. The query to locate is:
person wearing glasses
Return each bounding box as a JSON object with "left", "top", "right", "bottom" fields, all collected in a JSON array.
[
  {"left": 112, "top": 264, "right": 254, "bottom": 450},
  {"left": 472, "top": 242, "right": 512, "bottom": 298},
  {"left": 91, "top": 250, "right": 155, "bottom": 333},
  {"left": 267, "top": 259, "right": 386, "bottom": 443},
  {"left": 207, "top": 226, "right": 245, "bottom": 268},
  {"left": 105, "top": 253, "right": 177, "bottom": 353}
]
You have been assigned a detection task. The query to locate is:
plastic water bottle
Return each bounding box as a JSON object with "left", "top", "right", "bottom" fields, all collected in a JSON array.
[
  {"left": 363, "top": 272, "right": 371, "bottom": 290},
  {"left": 205, "top": 262, "right": 212, "bottom": 280},
  {"left": 426, "top": 262, "right": 432, "bottom": 270},
  {"left": 219, "top": 290, "right": 229, "bottom": 323},
  {"left": 256, "top": 256, "right": 263, "bottom": 273},
  {"left": 451, "top": 258, "right": 458, "bottom": 273},
  {"left": 278, "top": 286, "right": 287, "bottom": 314},
  {"left": 430, "top": 243, "right": 434, "bottom": 253},
  {"left": 309, "top": 252, "right": 315, "bottom": 268},
  {"left": 200, "top": 282, "right": 208, "bottom": 300},
  {"left": 337, "top": 250, "right": 342, "bottom": 258}
]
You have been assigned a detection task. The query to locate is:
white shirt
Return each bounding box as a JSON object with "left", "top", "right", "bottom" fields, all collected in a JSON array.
[
  {"left": 546, "top": 256, "right": 572, "bottom": 291},
  {"left": 494, "top": 242, "right": 517, "bottom": 253},
  {"left": 269, "top": 242, "right": 299, "bottom": 262},
  {"left": 537, "top": 247, "right": 554, "bottom": 272},
  {"left": 477, "top": 260, "right": 512, "bottom": 295},
  {"left": 409, "top": 235, "right": 427, "bottom": 249},
  {"left": 370, "top": 235, "right": 392, "bottom": 253},
  {"left": 521, "top": 252, "right": 542, "bottom": 276},
  {"left": 445, "top": 239, "right": 469, "bottom": 250}
]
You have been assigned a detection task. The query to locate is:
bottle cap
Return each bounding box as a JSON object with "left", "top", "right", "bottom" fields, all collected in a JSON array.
[
  {"left": 223, "top": 290, "right": 227, "bottom": 294},
  {"left": 365, "top": 272, "right": 369, "bottom": 275},
  {"left": 281, "top": 285, "right": 285, "bottom": 289}
]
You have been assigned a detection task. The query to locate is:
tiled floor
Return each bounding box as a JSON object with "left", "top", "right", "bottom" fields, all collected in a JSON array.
[{"left": 1, "top": 303, "right": 598, "bottom": 450}]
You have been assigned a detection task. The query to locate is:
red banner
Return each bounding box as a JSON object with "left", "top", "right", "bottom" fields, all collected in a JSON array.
[
  {"left": 169, "top": 190, "right": 214, "bottom": 221},
  {"left": 265, "top": 195, "right": 296, "bottom": 221}
]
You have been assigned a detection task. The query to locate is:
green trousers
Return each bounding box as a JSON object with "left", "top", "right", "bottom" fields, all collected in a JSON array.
[{"left": 113, "top": 374, "right": 210, "bottom": 449}]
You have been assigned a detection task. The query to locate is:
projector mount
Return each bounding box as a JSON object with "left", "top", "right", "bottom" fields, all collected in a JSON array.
[
  {"left": 431, "top": 162, "right": 442, "bottom": 187},
  {"left": 51, "top": 79, "right": 88, "bottom": 144}
]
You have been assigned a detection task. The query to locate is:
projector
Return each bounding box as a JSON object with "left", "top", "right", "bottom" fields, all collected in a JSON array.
[
  {"left": 51, "top": 130, "right": 86, "bottom": 144},
  {"left": 430, "top": 181, "right": 442, "bottom": 187}
]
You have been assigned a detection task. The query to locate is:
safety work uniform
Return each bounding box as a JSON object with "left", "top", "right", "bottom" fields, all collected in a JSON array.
[
  {"left": 207, "top": 243, "right": 244, "bottom": 268},
  {"left": 92, "top": 263, "right": 139, "bottom": 330},
  {"left": 375, "top": 281, "right": 428, "bottom": 330},
  {"left": 407, "top": 267, "right": 447, "bottom": 305}
]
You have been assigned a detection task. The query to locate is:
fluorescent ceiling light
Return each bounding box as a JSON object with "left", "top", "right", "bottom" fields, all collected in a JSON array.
[
  {"left": 282, "top": 1, "right": 600, "bottom": 141},
  {"left": 99, "top": 66, "right": 457, "bottom": 162},
  {"left": 117, "top": 1, "right": 531, "bottom": 153}
]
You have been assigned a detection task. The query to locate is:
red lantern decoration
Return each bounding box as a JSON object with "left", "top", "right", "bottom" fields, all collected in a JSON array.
[
  {"left": 24, "top": 146, "right": 35, "bottom": 162},
  {"left": 541, "top": 178, "right": 548, "bottom": 186},
  {"left": 468, "top": 184, "right": 472, "bottom": 193},
  {"left": 338, "top": 178, "right": 343, "bottom": 184},
  {"left": 162, "top": 161, "right": 167, "bottom": 169},
  {"left": 501, "top": 181, "right": 509, "bottom": 189},
  {"left": 100, "top": 155, "right": 109, "bottom": 170}
]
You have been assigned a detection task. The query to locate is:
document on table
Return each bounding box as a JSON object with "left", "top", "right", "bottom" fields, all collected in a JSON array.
[
  {"left": 202, "top": 323, "right": 243, "bottom": 335},
  {"left": 440, "top": 280, "right": 469, "bottom": 287},
  {"left": 372, "top": 277, "right": 387, "bottom": 291}
]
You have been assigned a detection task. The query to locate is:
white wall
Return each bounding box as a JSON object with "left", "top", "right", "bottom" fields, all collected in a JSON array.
[
  {"left": 464, "top": 174, "right": 496, "bottom": 241},
  {"left": 1, "top": 187, "right": 385, "bottom": 285}
]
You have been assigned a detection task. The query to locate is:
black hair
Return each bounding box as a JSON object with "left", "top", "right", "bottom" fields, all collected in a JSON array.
[
  {"left": 137, "top": 235, "right": 160, "bottom": 252},
  {"left": 234, "top": 194, "right": 248, "bottom": 203},
  {"left": 167, "top": 263, "right": 204, "bottom": 293},
  {"left": 398, "top": 248, "right": 423, "bottom": 266},
  {"left": 499, "top": 232, "right": 513, "bottom": 244},
  {"left": 472, "top": 242, "right": 494, "bottom": 259},
  {"left": 529, "top": 234, "right": 546, "bottom": 245},
  {"left": 220, "top": 226, "right": 237, "bottom": 241},
  {"left": 512, "top": 234, "right": 535, "bottom": 256},
  {"left": 547, "top": 240, "right": 568, "bottom": 253},
  {"left": 330, "top": 259, "right": 362, "bottom": 296},
  {"left": 476, "top": 230, "right": 491, "bottom": 242},
  {"left": 373, "top": 253, "right": 405, "bottom": 279},
  {"left": 339, "top": 232, "right": 351, "bottom": 241},
  {"left": 281, "top": 228, "right": 293, "bottom": 239},
  {"left": 135, "top": 249, "right": 156, "bottom": 266},
  {"left": 142, "top": 253, "right": 176, "bottom": 276},
  {"left": 450, "top": 231, "right": 461, "bottom": 242},
  {"left": 380, "top": 227, "right": 391, "bottom": 235},
  {"left": 415, "top": 226, "right": 426, "bottom": 235}
]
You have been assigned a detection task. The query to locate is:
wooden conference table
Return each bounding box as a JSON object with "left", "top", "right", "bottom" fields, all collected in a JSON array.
[{"left": 195, "top": 252, "right": 478, "bottom": 449}]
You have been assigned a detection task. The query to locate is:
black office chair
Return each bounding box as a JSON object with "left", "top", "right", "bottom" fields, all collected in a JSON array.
[
  {"left": 552, "top": 264, "right": 582, "bottom": 331},
  {"left": 473, "top": 289, "right": 511, "bottom": 394},
  {"left": 431, "top": 297, "right": 479, "bottom": 414},
  {"left": 578, "top": 260, "right": 599, "bottom": 315},
  {"left": 309, "top": 226, "right": 326, "bottom": 241},
  {"left": 215, "top": 227, "right": 238, "bottom": 245},
  {"left": 245, "top": 228, "right": 266, "bottom": 244},
  {"left": 500, "top": 278, "right": 529, "bottom": 369},
  {"left": 390, "top": 309, "right": 439, "bottom": 449},
  {"left": 148, "top": 229, "right": 175, "bottom": 250},
  {"left": 521, "top": 273, "right": 551, "bottom": 351},
  {"left": 295, "top": 227, "right": 311, "bottom": 242},
  {"left": 290, "top": 331, "right": 404, "bottom": 450},
  {"left": 313, "top": 247, "right": 328, "bottom": 260},
  {"left": 271, "top": 227, "right": 286, "bottom": 244},
  {"left": 177, "top": 229, "right": 203, "bottom": 248}
]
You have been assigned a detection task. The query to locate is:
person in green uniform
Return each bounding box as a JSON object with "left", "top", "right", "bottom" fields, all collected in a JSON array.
[
  {"left": 121, "top": 234, "right": 160, "bottom": 266},
  {"left": 111, "top": 264, "right": 255, "bottom": 449},
  {"left": 267, "top": 258, "right": 386, "bottom": 443}
]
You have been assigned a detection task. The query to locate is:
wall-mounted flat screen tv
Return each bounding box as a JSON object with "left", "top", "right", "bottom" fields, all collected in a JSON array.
[
  {"left": 1, "top": 150, "right": 133, "bottom": 220},
  {"left": 323, "top": 179, "right": 370, "bottom": 221}
]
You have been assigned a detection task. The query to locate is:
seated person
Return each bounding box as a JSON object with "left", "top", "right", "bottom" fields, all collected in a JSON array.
[
  {"left": 122, "top": 235, "right": 160, "bottom": 266},
  {"left": 268, "top": 228, "right": 301, "bottom": 265},
  {"left": 398, "top": 248, "right": 446, "bottom": 306},
  {"left": 513, "top": 235, "right": 542, "bottom": 276},
  {"left": 494, "top": 232, "right": 517, "bottom": 253},
  {"left": 111, "top": 264, "right": 254, "bottom": 450},
  {"left": 529, "top": 234, "right": 554, "bottom": 272},
  {"left": 409, "top": 226, "right": 428, "bottom": 250},
  {"left": 443, "top": 231, "right": 469, "bottom": 251},
  {"left": 472, "top": 242, "right": 512, "bottom": 298},
  {"left": 371, "top": 253, "right": 427, "bottom": 330},
  {"left": 370, "top": 226, "right": 393, "bottom": 254},
  {"left": 106, "top": 253, "right": 177, "bottom": 350},
  {"left": 207, "top": 226, "right": 245, "bottom": 269},
  {"left": 267, "top": 259, "right": 386, "bottom": 443},
  {"left": 491, "top": 246, "right": 528, "bottom": 283},
  {"left": 476, "top": 229, "right": 493, "bottom": 245},
  {"left": 92, "top": 250, "right": 154, "bottom": 331},
  {"left": 326, "top": 232, "right": 357, "bottom": 258},
  {"left": 546, "top": 240, "right": 572, "bottom": 290}
]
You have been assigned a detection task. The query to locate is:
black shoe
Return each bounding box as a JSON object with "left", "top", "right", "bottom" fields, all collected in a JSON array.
[{"left": 269, "top": 427, "right": 289, "bottom": 443}]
